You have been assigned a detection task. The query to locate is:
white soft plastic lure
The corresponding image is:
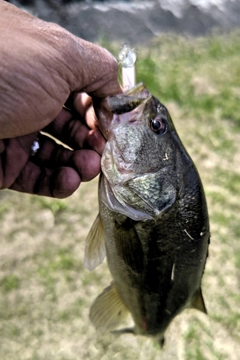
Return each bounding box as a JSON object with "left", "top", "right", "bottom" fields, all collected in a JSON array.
[{"left": 119, "top": 44, "right": 137, "bottom": 90}]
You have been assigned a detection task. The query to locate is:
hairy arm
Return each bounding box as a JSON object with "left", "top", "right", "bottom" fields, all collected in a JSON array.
[
  {"left": 0, "top": 1, "right": 120, "bottom": 139},
  {"left": 0, "top": 2, "right": 121, "bottom": 197}
]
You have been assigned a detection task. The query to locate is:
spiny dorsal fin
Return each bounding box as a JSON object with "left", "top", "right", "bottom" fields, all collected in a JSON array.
[
  {"left": 84, "top": 214, "right": 106, "bottom": 271},
  {"left": 90, "top": 283, "right": 129, "bottom": 331},
  {"left": 191, "top": 288, "right": 207, "bottom": 314}
]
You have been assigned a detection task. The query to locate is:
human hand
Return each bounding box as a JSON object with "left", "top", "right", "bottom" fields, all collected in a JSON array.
[
  {"left": 0, "top": 97, "right": 105, "bottom": 197},
  {"left": 0, "top": 2, "right": 121, "bottom": 198}
]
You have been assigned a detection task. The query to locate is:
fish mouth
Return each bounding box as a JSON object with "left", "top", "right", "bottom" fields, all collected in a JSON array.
[
  {"left": 95, "top": 83, "right": 151, "bottom": 140},
  {"left": 108, "top": 83, "right": 150, "bottom": 115}
]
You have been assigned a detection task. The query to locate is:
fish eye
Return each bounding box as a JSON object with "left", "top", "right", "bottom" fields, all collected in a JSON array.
[{"left": 150, "top": 117, "right": 166, "bottom": 134}]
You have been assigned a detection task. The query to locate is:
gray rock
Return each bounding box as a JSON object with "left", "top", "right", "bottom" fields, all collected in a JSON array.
[{"left": 6, "top": 0, "right": 240, "bottom": 43}]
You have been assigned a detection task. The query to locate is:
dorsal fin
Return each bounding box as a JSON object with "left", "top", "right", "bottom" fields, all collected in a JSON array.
[
  {"left": 84, "top": 214, "right": 106, "bottom": 271},
  {"left": 191, "top": 287, "right": 207, "bottom": 314},
  {"left": 90, "top": 283, "right": 129, "bottom": 331}
]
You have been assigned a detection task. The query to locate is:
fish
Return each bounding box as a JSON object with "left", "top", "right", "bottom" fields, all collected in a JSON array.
[{"left": 85, "top": 83, "right": 210, "bottom": 346}]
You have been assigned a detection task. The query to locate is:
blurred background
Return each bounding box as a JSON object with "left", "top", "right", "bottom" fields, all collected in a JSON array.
[
  {"left": 1, "top": 1, "right": 240, "bottom": 359},
  {"left": 5, "top": 0, "right": 240, "bottom": 43}
]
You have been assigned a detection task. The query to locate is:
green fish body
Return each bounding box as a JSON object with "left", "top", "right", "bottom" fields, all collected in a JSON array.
[{"left": 85, "top": 84, "right": 210, "bottom": 345}]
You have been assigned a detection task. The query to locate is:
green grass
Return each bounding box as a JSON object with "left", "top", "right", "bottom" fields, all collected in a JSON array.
[
  {"left": 0, "top": 274, "right": 20, "bottom": 293},
  {"left": 1, "top": 31, "right": 240, "bottom": 359},
  {"left": 36, "top": 197, "right": 68, "bottom": 215},
  {"left": 135, "top": 31, "right": 240, "bottom": 127}
]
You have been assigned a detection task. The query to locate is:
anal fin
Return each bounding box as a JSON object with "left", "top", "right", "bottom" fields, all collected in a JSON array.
[
  {"left": 84, "top": 214, "right": 106, "bottom": 271},
  {"left": 191, "top": 287, "right": 207, "bottom": 314},
  {"left": 90, "top": 283, "right": 129, "bottom": 331}
]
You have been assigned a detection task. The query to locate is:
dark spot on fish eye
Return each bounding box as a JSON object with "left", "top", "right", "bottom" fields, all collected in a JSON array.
[{"left": 150, "top": 117, "right": 166, "bottom": 134}]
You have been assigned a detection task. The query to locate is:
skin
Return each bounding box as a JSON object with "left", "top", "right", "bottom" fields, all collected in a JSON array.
[{"left": 0, "top": 1, "right": 122, "bottom": 198}]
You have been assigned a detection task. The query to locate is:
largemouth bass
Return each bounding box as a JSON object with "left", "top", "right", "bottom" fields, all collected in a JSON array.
[{"left": 85, "top": 83, "right": 210, "bottom": 346}]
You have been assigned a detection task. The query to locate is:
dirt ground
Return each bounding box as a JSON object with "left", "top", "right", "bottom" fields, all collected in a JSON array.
[{"left": 1, "top": 33, "right": 240, "bottom": 359}]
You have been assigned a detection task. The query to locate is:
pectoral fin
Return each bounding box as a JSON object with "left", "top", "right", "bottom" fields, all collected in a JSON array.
[
  {"left": 191, "top": 288, "right": 207, "bottom": 314},
  {"left": 84, "top": 214, "right": 106, "bottom": 271},
  {"left": 90, "top": 283, "right": 129, "bottom": 331},
  {"left": 115, "top": 221, "right": 144, "bottom": 274}
]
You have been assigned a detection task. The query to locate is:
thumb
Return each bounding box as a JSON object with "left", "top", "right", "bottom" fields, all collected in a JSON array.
[{"left": 68, "top": 37, "right": 122, "bottom": 98}]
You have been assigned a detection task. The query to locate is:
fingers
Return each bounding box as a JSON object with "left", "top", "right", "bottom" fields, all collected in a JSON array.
[
  {"left": 68, "top": 92, "right": 114, "bottom": 140},
  {"left": 10, "top": 163, "right": 81, "bottom": 198},
  {"left": 71, "top": 93, "right": 99, "bottom": 130},
  {"left": 1, "top": 131, "right": 101, "bottom": 198},
  {"left": 43, "top": 107, "right": 105, "bottom": 155},
  {"left": 10, "top": 136, "right": 101, "bottom": 198},
  {"left": 34, "top": 133, "right": 101, "bottom": 182},
  {"left": 0, "top": 133, "right": 38, "bottom": 189}
]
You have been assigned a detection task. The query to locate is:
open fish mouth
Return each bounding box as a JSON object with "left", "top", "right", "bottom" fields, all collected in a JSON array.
[{"left": 95, "top": 83, "right": 152, "bottom": 140}]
